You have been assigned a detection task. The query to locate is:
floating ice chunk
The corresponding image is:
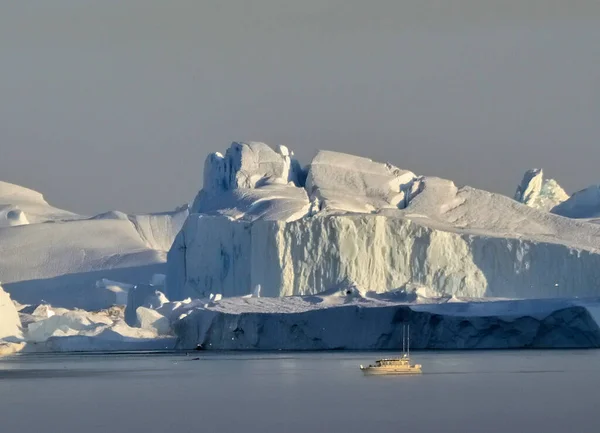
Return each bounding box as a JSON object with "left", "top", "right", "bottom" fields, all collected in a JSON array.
[{"left": 26, "top": 309, "right": 113, "bottom": 342}]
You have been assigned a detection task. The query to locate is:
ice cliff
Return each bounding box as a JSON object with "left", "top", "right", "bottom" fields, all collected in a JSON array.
[
  {"left": 167, "top": 142, "right": 600, "bottom": 301},
  {"left": 169, "top": 292, "right": 600, "bottom": 350}
]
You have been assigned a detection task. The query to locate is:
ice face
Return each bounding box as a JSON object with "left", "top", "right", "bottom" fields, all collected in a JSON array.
[
  {"left": 167, "top": 142, "right": 600, "bottom": 302},
  {"left": 167, "top": 212, "right": 600, "bottom": 301},
  {"left": 170, "top": 295, "right": 600, "bottom": 350}
]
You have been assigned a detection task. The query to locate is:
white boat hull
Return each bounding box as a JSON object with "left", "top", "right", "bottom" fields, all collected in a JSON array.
[{"left": 360, "top": 365, "right": 422, "bottom": 375}]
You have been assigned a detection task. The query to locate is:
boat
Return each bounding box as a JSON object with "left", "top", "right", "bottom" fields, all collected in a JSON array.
[{"left": 359, "top": 324, "right": 422, "bottom": 375}]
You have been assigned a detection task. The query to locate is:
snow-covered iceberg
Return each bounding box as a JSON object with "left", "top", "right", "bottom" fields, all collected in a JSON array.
[
  {"left": 0, "top": 180, "right": 188, "bottom": 310},
  {"left": 167, "top": 142, "right": 600, "bottom": 301},
  {"left": 18, "top": 303, "right": 175, "bottom": 353}
]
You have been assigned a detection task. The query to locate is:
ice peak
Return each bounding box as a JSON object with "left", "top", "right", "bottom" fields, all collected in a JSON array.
[
  {"left": 202, "top": 141, "right": 304, "bottom": 193},
  {"left": 514, "top": 168, "right": 569, "bottom": 212}
]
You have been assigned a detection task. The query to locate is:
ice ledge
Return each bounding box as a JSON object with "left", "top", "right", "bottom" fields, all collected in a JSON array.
[{"left": 172, "top": 297, "right": 600, "bottom": 350}]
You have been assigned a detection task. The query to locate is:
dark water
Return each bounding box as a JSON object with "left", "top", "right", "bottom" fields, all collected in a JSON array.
[{"left": 1, "top": 350, "right": 599, "bottom": 433}]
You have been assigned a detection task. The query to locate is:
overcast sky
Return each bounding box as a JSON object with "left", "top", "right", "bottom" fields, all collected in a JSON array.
[{"left": 1, "top": 1, "right": 599, "bottom": 214}]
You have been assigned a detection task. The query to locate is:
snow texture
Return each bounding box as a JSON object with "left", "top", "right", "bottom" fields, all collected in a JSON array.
[
  {"left": 167, "top": 142, "right": 600, "bottom": 301},
  {"left": 305, "top": 150, "right": 419, "bottom": 213},
  {"left": 170, "top": 292, "right": 600, "bottom": 350}
]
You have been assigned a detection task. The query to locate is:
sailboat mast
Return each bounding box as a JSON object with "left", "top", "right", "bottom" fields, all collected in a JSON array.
[
  {"left": 407, "top": 324, "right": 410, "bottom": 357},
  {"left": 402, "top": 324, "right": 405, "bottom": 354}
]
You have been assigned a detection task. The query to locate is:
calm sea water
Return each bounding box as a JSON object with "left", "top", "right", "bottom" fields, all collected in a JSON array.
[{"left": 1, "top": 350, "right": 599, "bottom": 433}]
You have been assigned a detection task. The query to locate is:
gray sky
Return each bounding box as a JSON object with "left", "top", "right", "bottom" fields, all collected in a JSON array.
[{"left": 1, "top": 1, "right": 599, "bottom": 215}]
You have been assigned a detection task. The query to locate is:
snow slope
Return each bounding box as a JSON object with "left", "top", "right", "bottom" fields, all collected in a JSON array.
[
  {"left": 0, "top": 182, "right": 188, "bottom": 309},
  {"left": 0, "top": 180, "right": 78, "bottom": 227},
  {"left": 167, "top": 142, "right": 600, "bottom": 301},
  {"left": 552, "top": 185, "right": 600, "bottom": 219},
  {"left": 170, "top": 291, "right": 600, "bottom": 350},
  {"left": 306, "top": 150, "right": 419, "bottom": 213}
]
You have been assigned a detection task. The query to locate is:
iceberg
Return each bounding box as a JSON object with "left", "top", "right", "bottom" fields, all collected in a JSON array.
[
  {"left": 166, "top": 142, "right": 600, "bottom": 301},
  {"left": 0, "top": 180, "right": 188, "bottom": 310},
  {"left": 19, "top": 303, "right": 175, "bottom": 352}
]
